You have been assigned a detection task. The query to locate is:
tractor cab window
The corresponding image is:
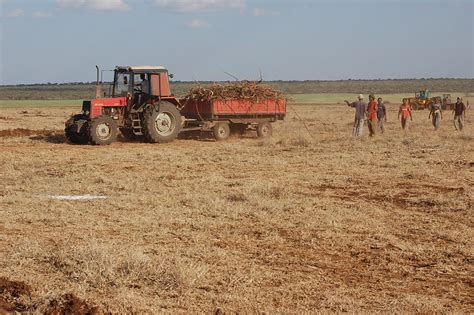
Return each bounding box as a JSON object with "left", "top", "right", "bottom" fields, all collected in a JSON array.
[{"left": 114, "top": 73, "right": 131, "bottom": 96}]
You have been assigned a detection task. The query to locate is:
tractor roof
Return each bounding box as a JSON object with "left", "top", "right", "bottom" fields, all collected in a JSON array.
[{"left": 115, "top": 66, "right": 168, "bottom": 73}]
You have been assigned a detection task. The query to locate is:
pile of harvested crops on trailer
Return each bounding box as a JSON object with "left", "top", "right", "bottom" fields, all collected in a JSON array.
[{"left": 183, "top": 81, "right": 284, "bottom": 103}]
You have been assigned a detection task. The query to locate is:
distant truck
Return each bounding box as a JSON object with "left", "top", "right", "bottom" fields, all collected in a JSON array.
[{"left": 65, "top": 66, "right": 286, "bottom": 145}]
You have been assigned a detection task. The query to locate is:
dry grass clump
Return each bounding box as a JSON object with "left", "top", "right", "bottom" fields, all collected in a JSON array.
[
  {"left": 12, "top": 240, "right": 207, "bottom": 296},
  {"left": 275, "top": 134, "right": 312, "bottom": 148}
]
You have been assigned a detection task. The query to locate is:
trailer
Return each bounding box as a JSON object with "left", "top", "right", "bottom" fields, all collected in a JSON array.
[{"left": 180, "top": 98, "right": 286, "bottom": 140}]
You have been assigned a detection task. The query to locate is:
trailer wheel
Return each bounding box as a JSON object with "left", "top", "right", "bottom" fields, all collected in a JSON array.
[
  {"left": 143, "top": 101, "right": 182, "bottom": 143},
  {"left": 65, "top": 114, "right": 89, "bottom": 144},
  {"left": 213, "top": 123, "right": 230, "bottom": 141},
  {"left": 89, "top": 115, "right": 118, "bottom": 145},
  {"left": 257, "top": 122, "right": 272, "bottom": 138}
]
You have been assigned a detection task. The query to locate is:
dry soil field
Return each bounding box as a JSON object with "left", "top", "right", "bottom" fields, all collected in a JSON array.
[{"left": 0, "top": 103, "right": 473, "bottom": 313}]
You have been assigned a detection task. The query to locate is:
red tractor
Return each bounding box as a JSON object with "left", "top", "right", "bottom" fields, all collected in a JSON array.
[
  {"left": 65, "top": 65, "right": 286, "bottom": 145},
  {"left": 65, "top": 66, "right": 182, "bottom": 145}
]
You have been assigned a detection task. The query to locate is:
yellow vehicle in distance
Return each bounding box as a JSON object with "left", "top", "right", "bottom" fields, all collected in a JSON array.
[{"left": 403, "top": 90, "right": 432, "bottom": 110}]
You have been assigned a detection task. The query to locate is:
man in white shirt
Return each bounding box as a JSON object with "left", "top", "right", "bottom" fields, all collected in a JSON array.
[{"left": 139, "top": 74, "right": 149, "bottom": 94}]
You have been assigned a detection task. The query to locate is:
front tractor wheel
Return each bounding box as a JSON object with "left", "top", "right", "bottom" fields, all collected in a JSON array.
[
  {"left": 65, "top": 114, "right": 89, "bottom": 144},
  {"left": 213, "top": 123, "right": 230, "bottom": 141},
  {"left": 89, "top": 115, "right": 118, "bottom": 145},
  {"left": 257, "top": 122, "right": 273, "bottom": 138},
  {"left": 143, "top": 102, "right": 182, "bottom": 143}
]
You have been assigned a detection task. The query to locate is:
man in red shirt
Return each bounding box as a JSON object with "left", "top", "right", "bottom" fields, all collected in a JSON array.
[
  {"left": 366, "top": 94, "right": 378, "bottom": 137},
  {"left": 398, "top": 99, "right": 413, "bottom": 131}
]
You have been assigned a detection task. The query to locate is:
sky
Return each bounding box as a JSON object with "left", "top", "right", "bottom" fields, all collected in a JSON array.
[{"left": 0, "top": 0, "right": 473, "bottom": 84}]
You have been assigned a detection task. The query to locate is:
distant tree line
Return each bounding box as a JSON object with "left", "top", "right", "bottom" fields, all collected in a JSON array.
[{"left": 1, "top": 79, "right": 472, "bottom": 100}]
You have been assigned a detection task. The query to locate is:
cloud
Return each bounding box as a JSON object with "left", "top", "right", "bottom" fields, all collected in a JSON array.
[
  {"left": 32, "top": 11, "right": 53, "bottom": 18},
  {"left": 253, "top": 8, "right": 279, "bottom": 17},
  {"left": 56, "top": 0, "right": 130, "bottom": 11},
  {"left": 186, "top": 18, "right": 209, "bottom": 28},
  {"left": 6, "top": 9, "right": 24, "bottom": 17},
  {"left": 151, "top": 0, "right": 245, "bottom": 12}
]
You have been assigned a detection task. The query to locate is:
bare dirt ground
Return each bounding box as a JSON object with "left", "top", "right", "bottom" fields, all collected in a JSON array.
[{"left": 0, "top": 104, "right": 473, "bottom": 313}]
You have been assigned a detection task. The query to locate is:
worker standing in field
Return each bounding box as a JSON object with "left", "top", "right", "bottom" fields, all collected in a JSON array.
[
  {"left": 366, "top": 94, "right": 378, "bottom": 137},
  {"left": 428, "top": 97, "right": 443, "bottom": 130},
  {"left": 398, "top": 99, "right": 413, "bottom": 131},
  {"left": 452, "top": 97, "right": 467, "bottom": 131},
  {"left": 376, "top": 97, "right": 387, "bottom": 134},
  {"left": 345, "top": 94, "right": 367, "bottom": 137}
]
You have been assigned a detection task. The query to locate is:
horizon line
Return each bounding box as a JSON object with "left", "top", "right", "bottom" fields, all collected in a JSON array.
[{"left": 2, "top": 77, "right": 474, "bottom": 87}]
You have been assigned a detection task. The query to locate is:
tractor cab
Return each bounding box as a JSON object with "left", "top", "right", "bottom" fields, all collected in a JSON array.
[{"left": 112, "top": 66, "right": 172, "bottom": 108}]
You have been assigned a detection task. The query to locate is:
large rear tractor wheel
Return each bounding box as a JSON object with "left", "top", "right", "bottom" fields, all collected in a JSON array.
[
  {"left": 143, "top": 102, "right": 182, "bottom": 143},
  {"left": 213, "top": 123, "right": 230, "bottom": 141},
  {"left": 65, "top": 114, "right": 89, "bottom": 144},
  {"left": 89, "top": 115, "right": 118, "bottom": 145},
  {"left": 257, "top": 122, "right": 273, "bottom": 138}
]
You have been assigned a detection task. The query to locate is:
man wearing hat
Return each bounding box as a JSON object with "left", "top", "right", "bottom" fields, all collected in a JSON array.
[
  {"left": 345, "top": 94, "right": 367, "bottom": 137},
  {"left": 452, "top": 97, "right": 467, "bottom": 131}
]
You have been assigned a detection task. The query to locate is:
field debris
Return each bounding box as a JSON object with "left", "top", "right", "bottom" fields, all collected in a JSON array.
[
  {"left": 183, "top": 81, "right": 284, "bottom": 103},
  {"left": 0, "top": 116, "right": 16, "bottom": 121},
  {"left": 0, "top": 277, "right": 98, "bottom": 314},
  {"left": 0, "top": 128, "right": 60, "bottom": 138},
  {"left": 47, "top": 194, "right": 108, "bottom": 201},
  {"left": 42, "top": 293, "right": 99, "bottom": 315}
]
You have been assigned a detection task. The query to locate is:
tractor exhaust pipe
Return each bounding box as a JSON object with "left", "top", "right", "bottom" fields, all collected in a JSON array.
[{"left": 95, "top": 65, "right": 101, "bottom": 99}]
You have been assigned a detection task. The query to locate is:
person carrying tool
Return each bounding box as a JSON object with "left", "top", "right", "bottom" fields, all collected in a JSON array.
[
  {"left": 366, "top": 94, "right": 378, "bottom": 137},
  {"left": 398, "top": 99, "right": 412, "bottom": 131},
  {"left": 376, "top": 97, "right": 387, "bottom": 133},
  {"left": 429, "top": 97, "right": 443, "bottom": 130},
  {"left": 345, "top": 94, "right": 367, "bottom": 137},
  {"left": 452, "top": 97, "right": 467, "bottom": 131}
]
